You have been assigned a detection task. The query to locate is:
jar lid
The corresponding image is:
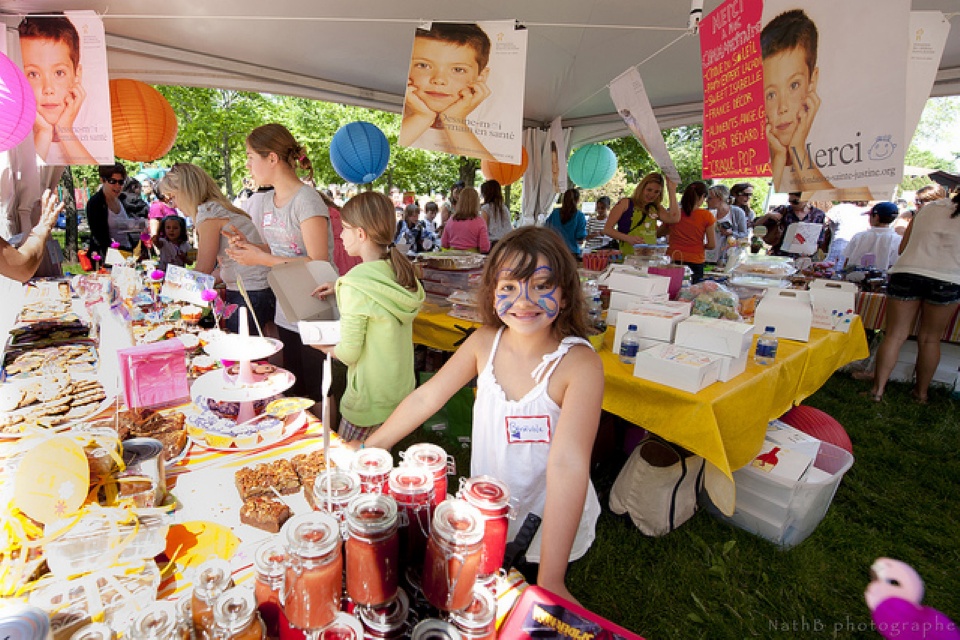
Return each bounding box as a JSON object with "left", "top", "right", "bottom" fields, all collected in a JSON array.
[
  {"left": 319, "top": 612, "right": 364, "bottom": 639},
  {"left": 350, "top": 447, "right": 393, "bottom": 477},
  {"left": 313, "top": 469, "right": 362, "bottom": 507},
  {"left": 128, "top": 601, "right": 178, "bottom": 640},
  {"left": 431, "top": 499, "right": 483, "bottom": 546},
  {"left": 174, "top": 592, "right": 192, "bottom": 625},
  {"left": 458, "top": 476, "right": 510, "bottom": 511},
  {"left": 69, "top": 623, "right": 114, "bottom": 640},
  {"left": 387, "top": 466, "right": 432, "bottom": 497},
  {"left": 213, "top": 586, "right": 257, "bottom": 633},
  {"left": 401, "top": 443, "right": 447, "bottom": 474},
  {"left": 0, "top": 604, "right": 50, "bottom": 640},
  {"left": 356, "top": 588, "right": 410, "bottom": 632},
  {"left": 448, "top": 585, "right": 496, "bottom": 631},
  {"left": 192, "top": 558, "right": 232, "bottom": 600},
  {"left": 410, "top": 618, "right": 462, "bottom": 640},
  {"left": 345, "top": 493, "right": 398, "bottom": 534},
  {"left": 253, "top": 538, "right": 287, "bottom": 578},
  {"left": 281, "top": 511, "right": 341, "bottom": 558}
]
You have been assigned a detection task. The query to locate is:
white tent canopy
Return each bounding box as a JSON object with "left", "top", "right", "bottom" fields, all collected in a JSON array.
[{"left": 3, "top": 0, "right": 958, "bottom": 149}]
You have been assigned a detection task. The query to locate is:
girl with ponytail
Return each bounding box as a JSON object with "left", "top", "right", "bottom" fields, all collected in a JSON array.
[{"left": 311, "top": 192, "right": 425, "bottom": 442}]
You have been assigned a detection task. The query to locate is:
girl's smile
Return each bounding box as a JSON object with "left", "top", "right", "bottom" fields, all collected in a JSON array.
[{"left": 495, "top": 263, "right": 561, "bottom": 323}]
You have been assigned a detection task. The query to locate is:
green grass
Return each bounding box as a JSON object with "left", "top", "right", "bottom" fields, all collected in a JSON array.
[{"left": 410, "top": 374, "right": 960, "bottom": 639}]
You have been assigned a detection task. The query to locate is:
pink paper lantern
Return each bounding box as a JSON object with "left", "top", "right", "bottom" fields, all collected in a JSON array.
[{"left": 0, "top": 51, "right": 37, "bottom": 152}]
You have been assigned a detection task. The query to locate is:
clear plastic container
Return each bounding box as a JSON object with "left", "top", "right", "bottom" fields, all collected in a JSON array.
[
  {"left": 754, "top": 326, "right": 779, "bottom": 365},
  {"left": 43, "top": 511, "right": 169, "bottom": 577},
  {"left": 619, "top": 324, "right": 640, "bottom": 365}
]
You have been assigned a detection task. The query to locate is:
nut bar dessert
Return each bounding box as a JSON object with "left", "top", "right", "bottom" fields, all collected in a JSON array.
[
  {"left": 240, "top": 496, "right": 292, "bottom": 533},
  {"left": 291, "top": 450, "right": 330, "bottom": 508},
  {"left": 235, "top": 459, "right": 301, "bottom": 501}
]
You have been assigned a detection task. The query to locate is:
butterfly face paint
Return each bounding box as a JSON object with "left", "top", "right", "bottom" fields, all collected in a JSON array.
[{"left": 495, "top": 265, "right": 560, "bottom": 319}]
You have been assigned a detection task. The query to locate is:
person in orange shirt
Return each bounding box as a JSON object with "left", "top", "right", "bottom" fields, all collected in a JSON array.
[{"left": 661, "top": 181, "right": 716, "bottom": 283}]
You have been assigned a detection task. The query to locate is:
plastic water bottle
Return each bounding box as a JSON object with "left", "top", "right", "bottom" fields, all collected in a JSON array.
[
  {"left": 619, "top": 324, "right": 641, "bottom": 365},
  {"left": 754, "top": 326, "right": 779, "bottom": 365}
]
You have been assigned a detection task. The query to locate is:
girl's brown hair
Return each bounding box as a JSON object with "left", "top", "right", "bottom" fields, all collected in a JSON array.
[
  {"left": 477, "top": 226, "right": 590, "bottom": 340},
  {"left": 453, "top": 187, "right": 481, "bottom": 220},
  {"left": 340, "top": 192, "right": 419, "bottom": 291},
  {"left": 246, "top": 123, "right": 315, "bottom": 184}
]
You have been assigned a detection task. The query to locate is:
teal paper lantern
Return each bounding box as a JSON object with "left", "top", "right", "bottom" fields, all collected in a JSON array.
[
  {"left": 329, "top": 121, "right": 390, "bottom": 184},
  {"left": 567, "top": 144, "right": 617, "bottom": 189}
]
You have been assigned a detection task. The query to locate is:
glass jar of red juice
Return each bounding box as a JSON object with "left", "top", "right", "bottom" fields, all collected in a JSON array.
[
  {"left": 387, "top": 466, "right": 435, "bottom": 571},
  {"left": 458, "top": 475, "right": 511, "bottom": 579},
  {"left": 312, "top": 469, "right": 362, "bottom": 528},
  {"left": 191, "top": 558, "right": 233, "bottom": 639},
  {"left": 345, "top": 493, "right": 400, "bottom": 607},
  {"left": 350, "top": 447, "right": 393, "bottom": 494},
  {"left": 447, "top": 585, "right": 496, "bottom": 640},
  {"left": 421, "top": 499, "right": 483, "bottom": 612},
  {"left": 401, "top": 443, "right": 453, "bottom": 507},
  {"left": 281, "top": 512, "right": 344, "bottom": 633},
  {"left": 356, "top": 589, "right": 410, "bottom": 639},
  {"left": 212, "top": 586, "right": 265, "bottom": 640}
]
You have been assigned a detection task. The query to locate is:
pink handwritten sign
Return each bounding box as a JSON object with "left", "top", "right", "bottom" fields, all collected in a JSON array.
[{"left": 700, "top": 0, "right": 770, "bottom": 178}]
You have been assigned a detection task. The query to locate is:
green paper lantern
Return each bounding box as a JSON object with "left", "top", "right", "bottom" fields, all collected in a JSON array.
[{"left": 567, "top": 144, "right": 617, "bottom": 189}]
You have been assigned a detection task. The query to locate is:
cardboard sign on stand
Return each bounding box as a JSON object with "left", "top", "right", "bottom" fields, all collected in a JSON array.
[{"left": 267, "top": 260, "right": 340, "bottom": 323}]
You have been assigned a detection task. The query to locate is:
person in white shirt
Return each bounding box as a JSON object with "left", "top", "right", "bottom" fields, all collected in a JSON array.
[
  {"left": 842, "top": 202, "right": 901, "bottom": 271},
  {"left": 825, "top": 201, "right": 871, "bottom": 265}
]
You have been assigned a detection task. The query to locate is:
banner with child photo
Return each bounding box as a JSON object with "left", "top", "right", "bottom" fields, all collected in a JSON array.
[
  {"left": 398, "top": 20, "right": 527, "bottom": 164},
  {"left": 17, "top": 10, "right": 114, "bottom": 166}
]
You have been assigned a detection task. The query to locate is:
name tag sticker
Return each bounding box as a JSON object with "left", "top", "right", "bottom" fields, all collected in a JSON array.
[
  {"left": 262, "top": 211, "right": 274, "bottom": 226},
  {"left": 505, "top": 415, "right": 551, "bottom": 444}
]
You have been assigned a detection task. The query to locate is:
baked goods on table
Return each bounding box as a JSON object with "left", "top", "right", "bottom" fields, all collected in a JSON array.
[
  {"left": 240, "top": 496, "right": 292, "bottom": 533},
  {"left": 3, "top": 343, "right": 98, "bottom": 378},
  {"left": 235, "top": 459, "right": 301, "bottom": 501},
  {"left": 88, "top": 408, "right": 189, "bottom": 462},
  {"left": 6, "top": 318, "right": 90, "bottom": 346},
  {"left": 0, "top": 375, "right": 107, "bottom": 432}
]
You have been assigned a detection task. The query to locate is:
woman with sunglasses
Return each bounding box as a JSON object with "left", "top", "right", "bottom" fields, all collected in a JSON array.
[
  {"left": 730, "top": 183, "right": 757, "bottom": 225},
  {"left": 87, "top": 163, "right": 145, "bottom": 257}
]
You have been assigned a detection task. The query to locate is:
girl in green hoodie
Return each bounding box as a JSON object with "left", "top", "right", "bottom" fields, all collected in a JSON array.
[{"left": 312, "top": 192, "right": 425, "bottom": 442}]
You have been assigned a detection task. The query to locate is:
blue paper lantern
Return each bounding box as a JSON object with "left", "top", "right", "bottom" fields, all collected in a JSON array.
[
  {"left": 329, "top": 121, "right": 390, "bottom": 184},
  {"left": 0, "top": 51, "right": 36, "bottom": 152},
  {"left": 567, "top": 144, "right": 617, "bottom": 189}
]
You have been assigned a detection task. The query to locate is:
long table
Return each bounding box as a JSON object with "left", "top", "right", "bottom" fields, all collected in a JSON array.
[{"left": 413, "top": 303, "right": 870, "bottom": 514}]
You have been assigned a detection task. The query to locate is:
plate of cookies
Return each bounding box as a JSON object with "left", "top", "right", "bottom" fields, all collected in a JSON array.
[{"left": 0, "top": 373, "right": 113, "bottom": 436}]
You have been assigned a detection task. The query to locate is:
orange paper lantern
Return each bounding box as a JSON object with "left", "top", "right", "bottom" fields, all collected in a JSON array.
[
  {"left": 480, "top": 147, "right": 529, "bottom": 186},
  {"left": 110, "top": 79, "right": 178, "bottom": 161}
]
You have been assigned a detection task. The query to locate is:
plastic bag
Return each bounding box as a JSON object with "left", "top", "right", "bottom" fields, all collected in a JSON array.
[{"left": 677, "top": 281, "right": 742, "bottom": 320}]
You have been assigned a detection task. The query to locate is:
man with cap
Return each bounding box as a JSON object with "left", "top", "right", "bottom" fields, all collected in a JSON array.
[{"left": 842, "top": 201, "right": 902, "bottom": 272}]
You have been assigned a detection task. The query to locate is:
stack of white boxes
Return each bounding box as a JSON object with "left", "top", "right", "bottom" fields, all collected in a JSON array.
[{"left": 598, "top": 266, "right": 672, "bottom": 326}]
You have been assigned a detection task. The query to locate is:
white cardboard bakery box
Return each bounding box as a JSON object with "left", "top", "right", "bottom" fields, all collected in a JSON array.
[
  {"left": 753, "top": 289, "right": 813, "bottom": 342},
  {"left": 598, "top": 265, "right": 671, "bottom": 297},
  {"left": 717, "top": 349, "right": 749, "bottom": 382},
  {"left": 674, "top": 315, "right": 755, "bottom": 358},
  {"left": 612, "top": 303, "right": 691, "bottom": 345},
  {"left": 809, "top": 280, "right": 858, "bottom": 331},
  {"left": 632, "top": 343, "right": 722, "bottom": 394},
  {"left": 765, "top": 420, "right": 822, "bottom": 460}
]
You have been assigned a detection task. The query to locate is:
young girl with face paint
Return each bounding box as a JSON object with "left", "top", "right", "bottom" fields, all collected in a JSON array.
[{"left": 357, "top": 226, "right": 604, "bottom": 605}]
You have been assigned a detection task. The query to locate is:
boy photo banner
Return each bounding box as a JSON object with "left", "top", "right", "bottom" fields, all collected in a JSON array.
[
  {"left": 398, "top": 20, "right": 527, "bottom": 164},
  {"left": 700, "top": 0, "right": 769, "bottom": 179},
  {"left": 18, "top": 10, "right": 114, "bottom": 166},
  {"left": 760, "top": 0, "right": 909, "bottom": 194},
  {"left": 609, "top": 67, "right": 681, "bottom": 184}
]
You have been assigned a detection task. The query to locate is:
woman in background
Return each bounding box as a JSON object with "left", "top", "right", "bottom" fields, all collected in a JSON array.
[
  {"left": 662, "top": 181, "right": 715, "bottom": 283},
  {"left": 480, "top": 179, "right": 513, "bottom": 247},
  {"left": 544, "top": 188, "right": 587, "bottom": 259},
  {"left": 869, "top": 190, "right": 960, "bottom": 404},
  {"left": 602, "top": 172, "right": 679, "bottom": 254},
  {"left": 441, "top": 186, "right": 490, "bottom": 253}
]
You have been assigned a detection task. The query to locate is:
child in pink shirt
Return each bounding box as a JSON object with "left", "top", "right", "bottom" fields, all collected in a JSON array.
[{"left": 440, "top": 186, "right": 490, "bottom": 253}]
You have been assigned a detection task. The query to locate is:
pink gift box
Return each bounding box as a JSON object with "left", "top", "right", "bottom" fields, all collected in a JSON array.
[{"left": 117, "top": 338, "right": 190, "bottom": 409}]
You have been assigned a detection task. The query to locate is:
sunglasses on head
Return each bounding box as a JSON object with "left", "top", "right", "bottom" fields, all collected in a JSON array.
[{"left": 105, "top": 178, "right": 124, "bottom": 185}]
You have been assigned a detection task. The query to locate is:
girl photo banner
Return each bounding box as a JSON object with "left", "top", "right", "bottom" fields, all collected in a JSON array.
[
  {"left": 700, "top": 0, "right": 770, "bottom": 179},
  {"left": 18, "top": 10, "right": 114, "bottom": 166},
  {"left": 398, "top": 20, "right": 527, "bottom": 163}
]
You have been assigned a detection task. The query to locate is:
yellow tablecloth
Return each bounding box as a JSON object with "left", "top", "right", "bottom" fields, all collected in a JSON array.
[{"left": 413, "top": 304, "right": 869, "bottom": 514}]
